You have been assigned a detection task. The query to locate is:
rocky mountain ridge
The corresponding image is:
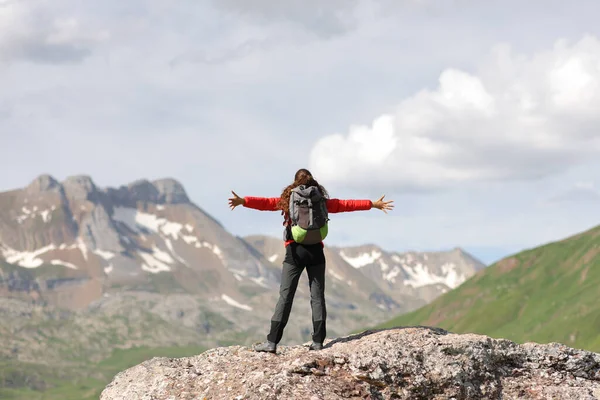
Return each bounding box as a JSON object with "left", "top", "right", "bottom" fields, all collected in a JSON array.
[
  {"left": 100, "top": 327, "right": 600, "bottom": 400},
  {"left": 245, "top": 235, "right": 486, "bottom": 308},
  {"left": 0, "top": 174, "right": 285, "bottom": 311}
]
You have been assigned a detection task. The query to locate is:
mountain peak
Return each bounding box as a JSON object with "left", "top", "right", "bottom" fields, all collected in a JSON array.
[
  {"left": 26, "top": 174, "right": 61, "bottom": 194},
  {"left": 451, "top": 246, "right": 465, "bottom": 255},
  {"left": 124, "top": 178, "right": 189, "bottom": 204},
  {"left": 62, "top": 175, "right": 98, "bottom": 201},
  {"left": 152, "top": 178, "right": 189, "bottom": 204},
  {"left": 126, "top": 179, "right": 160, "bottom": 203}
]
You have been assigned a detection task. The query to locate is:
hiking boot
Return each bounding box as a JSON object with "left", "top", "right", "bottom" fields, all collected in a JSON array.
[
  {"left": 309, "top": 342, "right": 323, "bottom": 351},
  {"left": 253, "top": 341, "right": 277, "bottom": 353}
]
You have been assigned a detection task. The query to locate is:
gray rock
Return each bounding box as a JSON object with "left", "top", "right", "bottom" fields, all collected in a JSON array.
[
  {"left": 127, "top": 180, "right": 160, "bottom": 203},
  {"left": 63, "top": 175, "right": 98, "bottom": 202},
  {"left": 103, "top": 178, "right": 189, "bottom": 206},
  {"left": 79, "top": 205, "right": 123, "bottom": 252},
  {"left": 100, "top": 327, "right": 600, "bottom": 400},
  {"left": 26, "top": 174, "right": 61, "bottom": 194},
  {"left": 153, "top": 178, "right": 189, "bottom": 204}
]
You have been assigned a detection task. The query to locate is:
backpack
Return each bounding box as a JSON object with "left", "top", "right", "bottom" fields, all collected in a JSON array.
[{"left": 286, "top": 185, "right": 329, "bottom": 244}]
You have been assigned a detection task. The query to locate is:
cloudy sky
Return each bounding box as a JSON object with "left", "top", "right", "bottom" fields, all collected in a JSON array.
[{"left": 2, "top": 0, "right": 600, "bottom": 264}]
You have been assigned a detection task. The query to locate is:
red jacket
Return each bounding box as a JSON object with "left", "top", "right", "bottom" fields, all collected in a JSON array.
[{"left": 243, "top": 196, "right": 373, "bottom": 247}]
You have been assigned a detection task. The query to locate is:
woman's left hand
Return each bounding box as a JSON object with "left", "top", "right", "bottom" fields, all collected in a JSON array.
[{"left": 372, "top": 195, "right": 394, "bottom": 214}]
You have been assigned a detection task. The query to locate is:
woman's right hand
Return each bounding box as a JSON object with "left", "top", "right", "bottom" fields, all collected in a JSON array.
[{"left": 228, "top": 191, "right": 245, "bottom": 210}]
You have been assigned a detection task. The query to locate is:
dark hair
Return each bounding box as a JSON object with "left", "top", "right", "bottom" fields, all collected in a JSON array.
[{"left": 277, "top": 168, "right": 329, "bottom": 213}]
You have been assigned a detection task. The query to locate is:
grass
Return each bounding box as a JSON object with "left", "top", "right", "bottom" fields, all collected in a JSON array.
[
  {"left": 0, "top": 344, "right": 207, "bottom": 400},
  {"left": 374, "top": 224, "right": 600, "bottom": 353}
]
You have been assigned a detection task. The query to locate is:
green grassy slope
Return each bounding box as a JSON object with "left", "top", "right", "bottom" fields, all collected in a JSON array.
[
  {"left": 375, "top": 224, "right": 600, "bottom": 353},
  {"left": 0, "top": 345, "right": 207, "bottom": 400}
]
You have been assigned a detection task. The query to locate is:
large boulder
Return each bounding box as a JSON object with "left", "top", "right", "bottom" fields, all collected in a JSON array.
[{"left": 100, "top": 327, "right": 600, "bottom": 400}]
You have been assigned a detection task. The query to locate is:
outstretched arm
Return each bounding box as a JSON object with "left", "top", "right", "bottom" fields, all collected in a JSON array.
[
  {"left": 371, "top": 195, "right": 394, "bottom": 214},
  {"left": 228, "top": 191, "right": 280, "bottom": 211},
  {"left": 327, "top": 195, "right": 394, "bottom": 214}
]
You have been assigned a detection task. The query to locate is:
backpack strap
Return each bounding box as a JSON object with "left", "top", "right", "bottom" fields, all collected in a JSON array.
[{"left": 281, "top": 210, "right": 291, "bottom": 226}]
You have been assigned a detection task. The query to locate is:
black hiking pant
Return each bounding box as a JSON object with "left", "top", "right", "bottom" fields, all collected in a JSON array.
[{"left": 267, "top": 242, "right": 327, "bottom": 344}]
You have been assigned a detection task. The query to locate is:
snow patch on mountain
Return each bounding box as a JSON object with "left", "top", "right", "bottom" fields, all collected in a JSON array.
[
  {"left": 379, "top": 259, "right": 390, "bottom": 272},
  {"left": 77, "top": 238, "right": 89, "bottom": 261},
  {"left": 250, "top": 276, "right": 270, "bottom": 288},
  {"left": 403, "top": 262, "right": 466, "bottom": 289},
  {"left": 138, "top": 251, "right": 171, "bottom": 273},
  {"left": 50, "top": 260, "right": 78, "bottom": 269},
  {"left": 221, "top": 294, "right": 253, "bottom": 311},
  {"left": 1, "top": 241, "right": 87, "bottom": 270},
  {"left": 112, "top": 207, "right": 229, "bottom": 268},
  {"left": 112, "top": 207, "right": 184, "bottom": 240},
  {"left": 182, "top": 235, "right": 199, "bottom": 246},
  {"left": 440, "top": 262, "right": 467, "bottom": 288},
  {"left": 1, "top": 239, "right": 97, "bottom": 270},
  {"left": 383, "top": 266, "right": 402, "bottom": 283},
  {"left": 15, "top": 205, "right": 55, "bottom": 224},
  {"left": 104, "top": 265, "right": 114, "bottom": 274},
  {"left": 329, "top": 269, "right": 345, "bottom": 281},
  {"left": 2, "top": 244, "right": 57, "bottom": 268},
  {"left": 268, "top": 254, "right": 278, "bottom": 263},
  {"left": 164, "top": 239, "right": 188, "bottom": 266},
  {"left": 57, "top": 241, "right": 89, "bottom": 258},
  {"left": 180, "top": 235, "right": 223, "bottom": 260},
  {"left": 150, "top": 246, "right": 174, "bottom": 264},
  {"left": 93, "top": 249, "right": 116, "bottom": 260},
  {"left": 40, "top": 209, "right": 52, "bottom": 222},
  {"left": 339, "top": 250, "right": 382, "bottom": 268},
  {"left": 202, "top": 242, "right": 223, "bottom": 260},
  {"left": 228, "top": 268, "right": 247, "bottom": 277}
]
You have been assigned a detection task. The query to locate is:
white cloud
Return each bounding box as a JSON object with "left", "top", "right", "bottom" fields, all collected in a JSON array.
[
  {"left": 2, "top": 0, "right": 600, "bottom": 266},
  {"left": 309, "top": 35, "right": 600, "bottom": 192},
  {"left": 0, "top": 0, "right": 109, "bottom": 64}
]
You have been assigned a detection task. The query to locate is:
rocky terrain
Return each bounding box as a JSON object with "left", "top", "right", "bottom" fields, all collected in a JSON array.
[{"left": 100, "top": 327, "right": 600, "bottom": 400}]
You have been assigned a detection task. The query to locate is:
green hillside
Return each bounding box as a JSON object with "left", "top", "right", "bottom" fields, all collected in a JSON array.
[
  {"left": 375, "top": 224, "right": 600, "bottom": 353},
  {"left": 0, "top": 345, "right": 208, "bottom": 400}
]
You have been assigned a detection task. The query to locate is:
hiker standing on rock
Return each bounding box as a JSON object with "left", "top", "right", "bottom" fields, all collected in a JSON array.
[{"left": 228, "top": 168, "right": 394, "bottom": 353}]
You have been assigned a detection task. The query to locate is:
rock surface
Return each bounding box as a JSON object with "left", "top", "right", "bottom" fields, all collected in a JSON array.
[{"left": 100, "top": 327, "right": 600, "bottom": 400}]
